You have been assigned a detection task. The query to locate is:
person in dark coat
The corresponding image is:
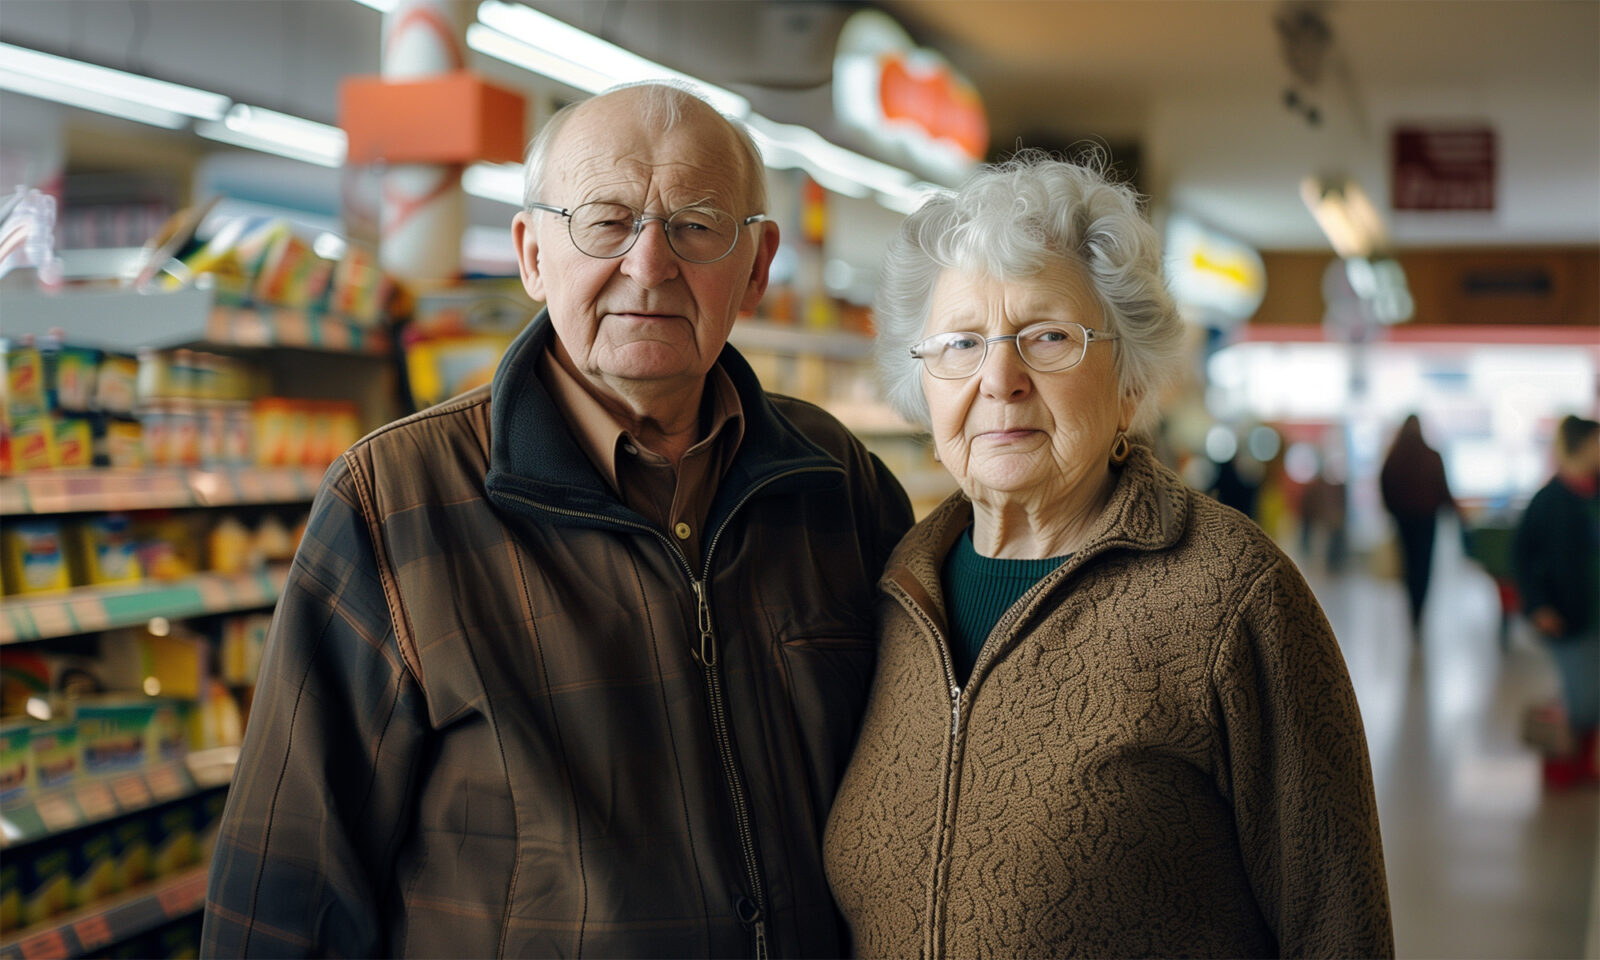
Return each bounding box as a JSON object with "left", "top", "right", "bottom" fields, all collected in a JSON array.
[
  {"left": 1514, "top": 415, "right": 1600, "bottom": 786},
  {"left": 1379, "top": 413, "right": 1458, "bottom": 635}
]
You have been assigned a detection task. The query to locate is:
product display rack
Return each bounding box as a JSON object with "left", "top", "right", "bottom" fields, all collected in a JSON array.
[
  {"left": 0, "top": 466, "right": 326, "bottom": 516},
  {"left": 0, "top": 865, "right": 209, "bottom": 960},
  {"left": 0, "top": 759, "right": 229, "bottom": 851},
  {"left": 0, "top": 565, "right": 290, "bottom": 645}
]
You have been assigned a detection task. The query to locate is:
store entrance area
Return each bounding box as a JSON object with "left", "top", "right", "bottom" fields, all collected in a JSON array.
[{"left": 1306, "top": 516, "right": 1599, "bottom": 958}]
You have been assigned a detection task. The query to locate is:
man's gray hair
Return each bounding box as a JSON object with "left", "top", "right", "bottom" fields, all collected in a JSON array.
[
  {"left": 874, "top": 150, "right": 1185, "bottom": 432},
  {"left": 521, "top": 82, "right": 768, "bottom": 214}
]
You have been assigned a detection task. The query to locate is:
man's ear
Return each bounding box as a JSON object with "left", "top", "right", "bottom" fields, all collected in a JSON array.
[
  {"left": 512, "top": 211, "right": 547, "bottom": 302},
  {"left": 739, "top": 221, "right": 781, "bottom": 316}
]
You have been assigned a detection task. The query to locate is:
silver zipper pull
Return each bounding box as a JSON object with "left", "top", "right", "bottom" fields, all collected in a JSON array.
[
  {"left": 753, "top": 919, "right": 768, "bottom": 960},
  {"left": 692, "top": 579, "right": 717, "bottom": 667},
  {"left": 949, "top": 684, "right": 961, "bottom": 738}
]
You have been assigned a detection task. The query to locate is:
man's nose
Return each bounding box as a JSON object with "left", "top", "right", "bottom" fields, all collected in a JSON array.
[{"left": 618, "top": 218, "right": 680, "bottom": 287}]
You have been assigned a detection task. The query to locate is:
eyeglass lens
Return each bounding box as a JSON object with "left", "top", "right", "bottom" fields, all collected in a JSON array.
[
  {"left": 567, "top": 202, "right": 742, "bottom": 263},
  {"left": 917, "top": 323, "right": 1090, "bottom": 379}
]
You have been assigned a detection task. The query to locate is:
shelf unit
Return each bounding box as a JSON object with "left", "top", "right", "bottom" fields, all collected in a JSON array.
[
  {"left": 0, "top": 865, "right": 208, "bottom": 960},
  {"left": 0, "top": 466, "right": 326, "bottom": 516},
  {"left": 0, "top": 759, "right": 229, "bottom": 851},
  {"left": 0, "top": 287, "right": 390, "bottom": 357},
  {"left": 1, "top": 565, "right": 289, "bottom": 644}
]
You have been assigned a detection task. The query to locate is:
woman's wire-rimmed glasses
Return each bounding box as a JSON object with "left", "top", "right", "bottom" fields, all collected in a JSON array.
[
  {"left": 909, "top": 321, "right": 1119, "bottom": 380},
  {"left": 530, "top": 200, "right": 767, "bottom": 264}
]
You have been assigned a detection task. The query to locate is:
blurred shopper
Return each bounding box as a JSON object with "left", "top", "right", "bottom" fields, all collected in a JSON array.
[
  {"left": 202, "top": 83, "right": 912, "bottom": 958},
  {"left": 1379, "top": 413, "right": 1458, "bottom": 635},
  {"left": 823, "top": 154, "right": 1393, "bottom": 958},
  {"left": 1513, "top": 415, "right": 1600, "bottom": 787},
  {"left": 1302, "top": 456, "right": 1350, "bottom": 573}
]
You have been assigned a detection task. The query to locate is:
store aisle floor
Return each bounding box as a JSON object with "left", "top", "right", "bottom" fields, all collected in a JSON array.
[{"left": 1303, "top": 521, "right": 1598, "bottom": 959}]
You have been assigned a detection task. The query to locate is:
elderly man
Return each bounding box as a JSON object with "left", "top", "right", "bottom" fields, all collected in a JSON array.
[{"left": 203, "top": 83, "right": 912, "bottom": 958}]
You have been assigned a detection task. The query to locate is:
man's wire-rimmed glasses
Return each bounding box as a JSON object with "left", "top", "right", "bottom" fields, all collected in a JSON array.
[
  {"left": 909, "top": 321, "right": 1119, "bottom": 380},
  {"left": 530, "top": 200, "right": 768, "bottom": 264}
]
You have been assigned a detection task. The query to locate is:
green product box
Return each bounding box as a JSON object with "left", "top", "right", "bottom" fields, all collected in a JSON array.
[
  {"left": 0, "top": 721, "right": 32, "bottom": 807},
  {"left": 30, "top": 721, "right": 79, "bottom": 793},
  {"left": 72, "top": 826, "right": 121, "bottom": 907},
  {"left": 76, "top": 697, "right": 187, "bottom": 777}
]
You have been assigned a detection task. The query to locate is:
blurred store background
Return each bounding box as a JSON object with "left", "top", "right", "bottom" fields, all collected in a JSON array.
[{"left": 0, "top": 1, "right": 1595, "bottom": 957}]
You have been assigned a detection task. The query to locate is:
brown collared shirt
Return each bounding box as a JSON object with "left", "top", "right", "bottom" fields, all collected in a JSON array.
[{"left": 538, "top": 346, "right": 743, "bottom": 566}]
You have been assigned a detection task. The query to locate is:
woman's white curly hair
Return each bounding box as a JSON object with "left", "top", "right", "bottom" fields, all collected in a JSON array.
[{"left": 874, "top": 149, "right": 1185, "bottom": 432}]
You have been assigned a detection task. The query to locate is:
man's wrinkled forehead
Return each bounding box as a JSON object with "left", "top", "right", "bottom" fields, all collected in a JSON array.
[{"left": 545, "top": 96, "right": 754, "bottom": 209}]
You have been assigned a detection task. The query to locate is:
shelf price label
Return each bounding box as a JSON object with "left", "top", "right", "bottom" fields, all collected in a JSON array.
[{"left": 71, "top": 915, "right": 113, "bottom": 953}]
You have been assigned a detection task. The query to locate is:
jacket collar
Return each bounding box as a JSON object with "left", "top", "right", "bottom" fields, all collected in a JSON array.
[
  {"left": 883, "top": 444, "right": 1190, "bottom": 611},
  {"left": 485, "top": 310, "right": 844, "bottom": 528}
]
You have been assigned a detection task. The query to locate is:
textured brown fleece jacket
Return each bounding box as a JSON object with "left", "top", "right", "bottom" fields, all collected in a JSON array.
[{"left": 824, "top": 446, "right": 1394, "bottom": 959}]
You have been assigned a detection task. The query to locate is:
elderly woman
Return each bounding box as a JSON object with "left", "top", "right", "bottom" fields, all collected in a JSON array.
[{"left": 822, "top": 155, "right": 1393, "bottom": 958}]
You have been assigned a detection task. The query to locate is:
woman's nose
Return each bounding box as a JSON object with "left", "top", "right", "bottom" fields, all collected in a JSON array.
[{"left": 977, "top": 338, "right": 1032, "bottom": 400}]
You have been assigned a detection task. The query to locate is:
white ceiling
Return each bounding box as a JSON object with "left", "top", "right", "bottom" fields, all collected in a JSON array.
[{"left": 1, "top": 0, "right": 1596, "bottom": 254}]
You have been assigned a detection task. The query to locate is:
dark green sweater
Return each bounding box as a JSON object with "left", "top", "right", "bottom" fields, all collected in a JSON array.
[{"left": 941, "top": 527, "right": 1068, "bottom": 685}]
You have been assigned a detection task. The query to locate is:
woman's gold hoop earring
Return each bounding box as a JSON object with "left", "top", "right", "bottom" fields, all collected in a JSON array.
[{"left": 1109, "top": 432, "right": 1131, "bottom": 466}]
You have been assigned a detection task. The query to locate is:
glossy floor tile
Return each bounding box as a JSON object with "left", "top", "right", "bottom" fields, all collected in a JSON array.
[{"left": 1302, "top": 520, "right": 1598, "bottom": 959}]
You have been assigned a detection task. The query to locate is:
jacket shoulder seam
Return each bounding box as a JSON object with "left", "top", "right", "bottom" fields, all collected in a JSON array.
[{"left": 338, "top": 449, "right": 426, "bottom": 690}]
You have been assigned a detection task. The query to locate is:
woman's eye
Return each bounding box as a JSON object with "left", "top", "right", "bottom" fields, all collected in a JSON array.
[{"left": 946, "top": 335, "right": 981, "bottom": 351}]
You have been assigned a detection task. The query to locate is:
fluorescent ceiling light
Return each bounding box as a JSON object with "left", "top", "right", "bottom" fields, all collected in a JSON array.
[
  {"left": 197, "top": 104, "right": 347, "bottom": 168},
  {"left": 0, "top": 41, "right": 229, "bottom": 121},
  {"left": 0, "top": 66, "right": 188, "bottom": 129},
  {"left": 464, "top": 162, "right": 525, "bottom": 207},
  {"left": 1300, "top": 176, "right": 1388, "bottom": 259},
  {"left": 476, "top": 0, "right": 750, "bottom": 119},
  {"left": 466, "top": 24, "right": 613, "bottom": 96}
]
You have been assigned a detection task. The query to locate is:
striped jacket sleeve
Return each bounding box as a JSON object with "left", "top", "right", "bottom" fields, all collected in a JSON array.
[{"left": 202, "top": 459, "right": 427, "bottom": 957}]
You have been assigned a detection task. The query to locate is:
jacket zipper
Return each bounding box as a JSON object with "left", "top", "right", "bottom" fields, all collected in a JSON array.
[
  {"left": 884, "top": 579, "right": 962, "bottom": 960},
  {"left": 498, "top": 464, "right": 839, "bottom": 960}
]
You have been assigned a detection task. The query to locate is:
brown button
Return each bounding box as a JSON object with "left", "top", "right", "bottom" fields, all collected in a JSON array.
[{"left": 673, "top": 522, "right": 692, "bottom": 540}]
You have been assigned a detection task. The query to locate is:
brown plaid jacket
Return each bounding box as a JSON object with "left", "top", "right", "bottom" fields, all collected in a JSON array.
[{"left": 202, "top": 313, "right": 913, "bottom": 958}]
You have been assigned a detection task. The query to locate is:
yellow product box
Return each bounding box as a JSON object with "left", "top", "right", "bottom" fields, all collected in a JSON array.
[
  {"left": 98, "top": 628, "right": 208, "bottom": 701},
  {"left": 50, "top": 414, "right": 93, "bottom": 468},
  {"left": 104, "top": 417, "right": 146, "bottom": 467},
  {"left": 0, "top": 859, "right": 21, "bottom": 933},
  {"left": 52, "top": 346, "right": 101, "bottom": 411},
  {"left": 114, "top": 814, "right": 153, "bottom": 891},
  {"left": 94, "top": 353, "right": 140, "bottom": 417},
  {"left": 150, "top": 801, "right": 199, "bottom": 877},
  {"left": 220, "top": 612, "right": 272, "bottom": 686},
  {"left": 1, "top": 518, "right": 72, "bottom": 595},
  {"left": 7, "top": 409, "right": 54, "bottom": 473},
  {"left": 29, "top": 721, "right": 79, "bottom": 794},
  {"left": 0, "top": 721, "right": 33, "bottom": 806},
  {"left": 132, "top": 514, "right": 203, "bottom": 581},
  {"left": 23, "top": 840, "right": 74, "bottom": 925},
  {"left": 72, "top": 513, "right": 144, "bottom": 587},
  {"left": 72, "top": 826, "right": 121, "bottom": 907}
]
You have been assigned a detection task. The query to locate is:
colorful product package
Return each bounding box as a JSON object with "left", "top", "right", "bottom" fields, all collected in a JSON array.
[
  {"left": 0, "top": 857, "right": 21, "bottom": 933},
  {"left": 72, "top": 826, "right": 121, "bottom": 907},
  {"left": 0, "top": 721, "right": 32, "bottom": 806},
  {"left": 115, "top": 813, "right": 153, "bottom": 891},
  {"left": 23, "top": 839, "right": 74, "bottom": 925},
  {"left": 52, "top": 345, "right": 102, "bottom": 411},
  {"left": 29, "top": 721, "right": 78, "bottom": 793},
  {"left": 75, "top": 697, "right": 186, "bottom": 777},
  {"left": 72, "top": 513, "right": 143, "bottom": 587},
  {"left": 94, "top": 352, "right": 141, "bottom": 417},
  {"left": 1, "top": 518, "right": 72, "bottom": 594},
  {"left": 50, "top": 413, "right": 93, "bottom": 468},
  {"left": 151, "top": 801, "right": 198, "bottom": 877}
]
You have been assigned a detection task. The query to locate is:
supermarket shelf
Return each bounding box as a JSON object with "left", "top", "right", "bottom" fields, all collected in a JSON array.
[
  {"left": 0, "top": 286, "right": 390, "bottom": 356},
  {"left": 1, "top": 565, "right": 289, "bottom": 645},
  {"left": 0, "top": 864, "right": 208, "bottom": 960},
  {"left": 0, "top": 466, "right": 326, "bottom": 516},
  {"left": 0, "top": 760, "right": 229, "bottom": 850},
  {"left": 730, "top": 320, "right": 875, "bottom": 360}
]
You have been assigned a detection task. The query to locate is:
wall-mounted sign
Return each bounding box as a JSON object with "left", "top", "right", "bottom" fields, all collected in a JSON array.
[
  {"left": 1392, "top": 126, "right": 1495, "bottom": 211},
  {"left": 1164, "top": 214, "right": 1267, "bottom": 328},
  {"left": 833, "top": 9, "right": 988, "bottom": 184}
]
